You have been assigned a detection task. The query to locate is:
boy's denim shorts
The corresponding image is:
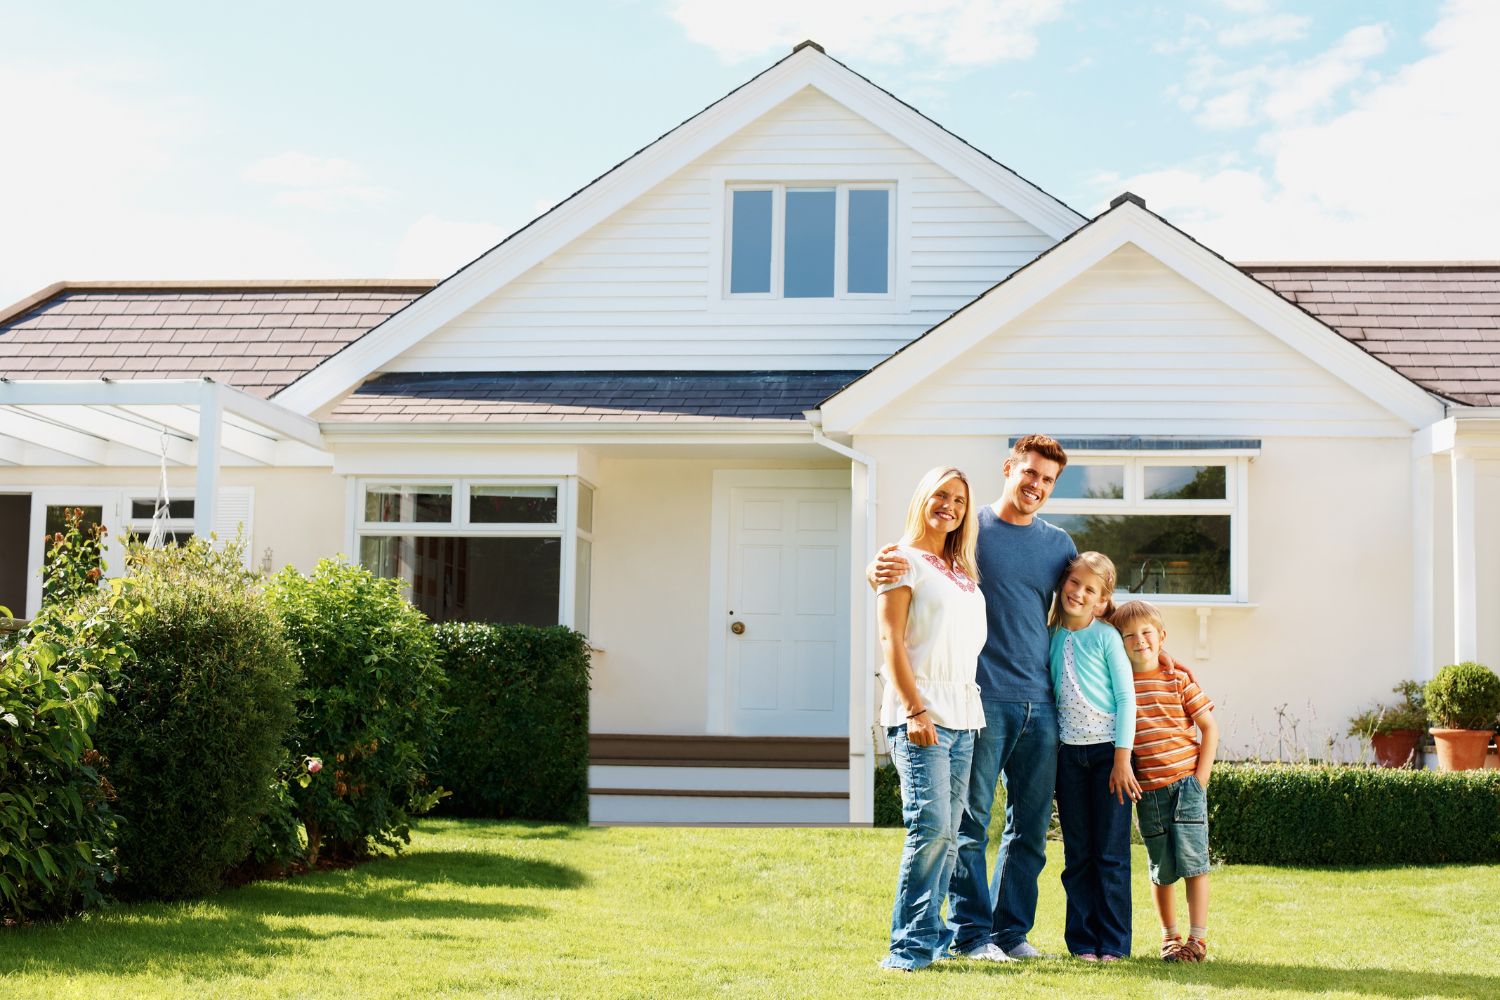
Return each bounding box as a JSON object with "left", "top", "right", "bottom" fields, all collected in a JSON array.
[{"left": 1136, "top": 774, "right": 1210, "bottom": 885}]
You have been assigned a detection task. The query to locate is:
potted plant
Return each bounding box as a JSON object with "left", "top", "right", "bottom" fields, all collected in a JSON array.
[
  {"left": 1346, "top": 680, "right": 1427, "bottom": 767},
  {"left": 1425, "top": 662, "right": 1500, "bottom": 771}
]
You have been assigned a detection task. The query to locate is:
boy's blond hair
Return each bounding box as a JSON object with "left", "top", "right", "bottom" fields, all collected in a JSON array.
[{"left": 1111, "top": 599, "right": 1165, "bottom": 633}]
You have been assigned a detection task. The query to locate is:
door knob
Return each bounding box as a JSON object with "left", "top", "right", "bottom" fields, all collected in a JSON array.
[{"left": 730, "top": 621, "right": 746, "bottom": 635}]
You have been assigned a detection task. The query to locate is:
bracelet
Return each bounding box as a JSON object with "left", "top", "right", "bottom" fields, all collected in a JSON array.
[{"left": 906, "top": 707, "right": 928, "bottom": 720}]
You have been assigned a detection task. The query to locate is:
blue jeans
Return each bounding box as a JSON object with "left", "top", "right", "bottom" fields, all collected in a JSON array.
[
  {"left": 883, "top": 724, "right": 975, "bottom": 970},
  {"left": 1055, "top": 741, "right": 1134, "bottom": 957},
  {"left": 948, "top": 699, "right": 1059, "bottom": 953}
]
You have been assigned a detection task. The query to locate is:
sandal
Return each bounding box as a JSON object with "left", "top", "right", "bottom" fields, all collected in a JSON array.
[
  {"left": 1176, "top": 937, "right": 1207, "bottom": 963},
  {"left": 1160, "top": 935, "right": 1184, "bottom": 961}
]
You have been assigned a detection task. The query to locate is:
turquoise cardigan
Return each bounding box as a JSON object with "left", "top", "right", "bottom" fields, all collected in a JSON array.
[{"left": 1048, "top": 619, "right": 1136, "bottom": 748}]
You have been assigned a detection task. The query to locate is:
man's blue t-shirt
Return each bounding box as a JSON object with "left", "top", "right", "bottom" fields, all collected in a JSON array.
[{"left": 974, "top": 504, "right": 1077, "bottom": 701}]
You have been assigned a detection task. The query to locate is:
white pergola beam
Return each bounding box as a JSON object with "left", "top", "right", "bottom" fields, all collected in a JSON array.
[
  {"left": 194, "top": 383, "right": 222, "bottom": 539},
  {"left": 44, "top": 405, "right": 196, "bottom": 465},
  {"left": 115, "top": 403, "right": 277, "bottom": 465},
  {"left": 0, "top": 433, "right": 22, "bottom": 464},
  {"left": 0, "top": 407, "right": 110, "bottom": 464}
]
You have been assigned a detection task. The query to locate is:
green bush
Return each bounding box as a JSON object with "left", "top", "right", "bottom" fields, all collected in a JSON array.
[
  {"left": 1425, "top": 662, "right": 1500, "bottom": 730},
  {"left": 93, "top": 538, "right": 298, "bottom": 901},
  {"left": 431, "top": 623, "right": 590, "bottom": 821},
  {"left": 268, "top": 560, "right": 447, "bottom": 863},
  {"left": 873, "top": 763, "right": 901, "bottom": 827},
  {"left": 1208, "top": 762, "right": 1500, "bottom": 865},
  {"left": 1, "top": 512, "right": 134, "bottom": 923}
]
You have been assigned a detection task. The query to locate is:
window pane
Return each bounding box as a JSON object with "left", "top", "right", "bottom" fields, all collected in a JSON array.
[
  {"left": 1046, "top": 514, "right": 1231, "bottom": 596},
  {"left": 130, "top": 498, "right": 195, "bottom": 519},
  {"left": 127, "top": 531, "right": 193, "bottom": 547},
  {"left": 577, "top": 483, "right": 594, "bottom": 534},
  {"left": 364, "top": 484, "right": 452, "bottom": 523},
  {"left": 360, "top": 535, "right": 560, "bottom": 626},
  {"left": 470, "top": 485, "right": 558, "bottom": 524},
  {"left": 1052, "top": 465, "right": 1125, "bottom": 500},
  {"left": 784, "top": 188, "right": 835, "bottom": 298},
  {"left": 729, "top": 189, "right": 773, "bottom": 294},
  {"left": 575, "top": 537, "right": 592, "bottom": 635},
  {"left": 847, "top": 189, "right": 890, "bottom": 293},
  {"left": 1145, "top": 465, "right": 1227, "bottom": 500}
]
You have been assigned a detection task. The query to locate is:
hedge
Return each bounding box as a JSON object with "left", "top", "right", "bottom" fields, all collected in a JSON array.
[
  {"left": 874, "top": 763, "right": 901, "bottom": 828},
  {"left": 431, "top": 623, "right": 590, "bottom": 822},
  {"left": 1208, "top": 762, "right": 1500, "bottom": 866}
]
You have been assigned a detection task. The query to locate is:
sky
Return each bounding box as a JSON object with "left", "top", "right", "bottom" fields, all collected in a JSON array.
[{"left": 0, "top": 0, "right": 1494, "bottom": 308}]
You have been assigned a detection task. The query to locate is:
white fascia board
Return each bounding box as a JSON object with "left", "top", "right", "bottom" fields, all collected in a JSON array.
[
  {"left": 320, "top": 419, "right": 814, "bottom": 448},
  {"left": 275, "top": 48, "right": 1084, "bottom": 417},
  {"left": 213, "top": 382, "right": 325, "bottom": 451}
]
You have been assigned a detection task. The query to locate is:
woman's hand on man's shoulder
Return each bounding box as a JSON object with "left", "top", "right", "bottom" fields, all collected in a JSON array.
[{"left": 867, "top": 544, "right": 910, "bottom": 589}]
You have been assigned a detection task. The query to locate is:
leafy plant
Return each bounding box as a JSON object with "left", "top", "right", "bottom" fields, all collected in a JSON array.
[
  {"left": 91, "top": 536, "right": 299, "bottom": 901},
  {"left": 1347, "top": 680, "right": 1429, "bottom": 738},
  {"left": 267, "top": 560, "right": 447, "bottom": 863},
  {"left": 1425, "top": 662, "right": 1500, "bottom": 730}
]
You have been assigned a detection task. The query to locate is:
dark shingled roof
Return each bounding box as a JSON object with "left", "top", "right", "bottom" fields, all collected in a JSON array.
[
  {"left": 0, "top": 282, "right": 433, "bottom": 399},
  {"left": 1241, "top": 263, "right": 1500, "bottom": 406},
  {"left": 325, "top": 371, "right": 865, "bottom": 423}
]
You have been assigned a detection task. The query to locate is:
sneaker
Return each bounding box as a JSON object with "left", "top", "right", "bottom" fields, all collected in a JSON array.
[
  {"left": 962, "top": 943, "right": 1017, "bottom": 962},
  {"left": 1075, "top": 952, "right": 1099, "bottom": 962},
  {"left": 1004, "top": 940, "right": 1044, "bottom": 960}
]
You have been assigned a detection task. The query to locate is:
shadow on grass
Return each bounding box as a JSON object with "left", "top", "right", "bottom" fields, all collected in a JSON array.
[
  {"left": 934, "top": 957, "right": 1499, "bottom": 999},
  {"left": 0, "top": 849, "right": 585, "bottom": 978}
]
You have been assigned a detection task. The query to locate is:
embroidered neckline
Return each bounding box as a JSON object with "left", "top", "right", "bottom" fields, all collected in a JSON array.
[{"left": 920, "top": 551, "right": 976, "bottom": 593}]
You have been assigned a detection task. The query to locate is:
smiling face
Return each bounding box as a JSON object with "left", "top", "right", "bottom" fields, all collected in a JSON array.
[
  {"left": 1117, "top": 617, "right": 1166, "bottom": 672},
  {"left": 922, "top": 476, "right": 969, "bottom": 539},
  {"left": 1000, "top": 451, "right": 1062, "bottom": 521},
  {"left": 1059, "top": 566, "right": 1110, "bottom": 626}
]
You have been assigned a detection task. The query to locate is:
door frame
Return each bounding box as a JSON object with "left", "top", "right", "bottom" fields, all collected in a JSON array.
[{"left": 705, "top": 468, "right": 851, "bottom": 735}]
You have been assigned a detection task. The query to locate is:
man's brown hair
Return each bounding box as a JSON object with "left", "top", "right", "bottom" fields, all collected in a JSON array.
[{"left": 1011, "top": 433, "right": 1068, "bottom": 469}]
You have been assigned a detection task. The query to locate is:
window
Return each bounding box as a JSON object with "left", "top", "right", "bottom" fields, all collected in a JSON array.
[
  {"left": 124, "top": 497, "right": 197, "bottom": 546},
  {"left": 1044, "top": 458, "right": 1245, "bottom": 601},
  {"left": 355, "top": 478, "right": 592, "bottom": 630},
  {"left": 725, "top": 183, "right": 893, "bottom": 299}
]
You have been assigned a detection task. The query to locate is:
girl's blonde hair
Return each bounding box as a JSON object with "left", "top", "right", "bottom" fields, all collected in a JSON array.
[
  {"left": 899, "top": 466, "right": 979, "bottom": 583},
  {"left": 1048, "top": 550, "right": 1118, "bottom": 627}
]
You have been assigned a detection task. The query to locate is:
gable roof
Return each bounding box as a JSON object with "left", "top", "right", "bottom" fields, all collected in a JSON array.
[
  {"left": 817, "top": 196, "right": 1447, "bottom": 433},
  {"left": 1241, "top": 263, "right": 1500, "bottom": 406},
  {"left": 0, "top": 281, "right": 432, "bottom": 399},
  {"left": 269, "top": 42, "right": 1089, "bottom": 416}
]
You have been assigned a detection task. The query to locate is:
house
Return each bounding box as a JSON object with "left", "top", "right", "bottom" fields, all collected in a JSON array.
[{"left": 3, "top": 43, "right": 1498, "bottom": 824}]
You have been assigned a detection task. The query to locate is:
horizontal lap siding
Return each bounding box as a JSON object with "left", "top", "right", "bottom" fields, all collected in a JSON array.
[
  {"left": 863, "top": 245, "right": 1410, "bottom": 437},
  {"left": 389, "top": 87, "right": 1055, "bottom": 372}
]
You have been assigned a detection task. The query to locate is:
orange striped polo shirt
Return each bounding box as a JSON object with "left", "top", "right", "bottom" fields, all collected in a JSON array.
[{"left": 1131, "top": 655, "right": 1214, "bottom": 791}]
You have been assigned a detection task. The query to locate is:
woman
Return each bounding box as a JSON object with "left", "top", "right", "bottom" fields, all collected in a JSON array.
[{"left": 878, "top": 466, "right": 987, "bottom": 971}]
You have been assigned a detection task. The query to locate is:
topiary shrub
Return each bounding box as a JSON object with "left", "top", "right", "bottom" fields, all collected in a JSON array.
[
  {"left": 92, "top": 537, "right": 298, "bottom": 901},
  {"left": 1425, "top": 662, "right": 1500, "bottom": 730},
  {"left": 431, "top": 623, "right": 590, "bottom": 821},
  {"left": 1208, "top": 762, "right": 1500, "bottom": 865},
  {"left": 268, "top": 560, "right": 447, "bottom": 863},
  {"left": 1, "top": 511, "right": 134, "bottom": 923}
]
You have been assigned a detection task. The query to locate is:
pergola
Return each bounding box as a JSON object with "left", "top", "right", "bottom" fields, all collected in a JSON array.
[{"left": 0, "top": 378, "right": 326, "bottom": 536}]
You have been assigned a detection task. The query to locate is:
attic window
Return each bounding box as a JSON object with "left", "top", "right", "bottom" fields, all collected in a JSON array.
[{"left": 726, "top": 183, "right": 893, "bottom": 299}]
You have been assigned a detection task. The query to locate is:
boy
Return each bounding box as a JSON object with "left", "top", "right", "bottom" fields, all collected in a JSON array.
[{"left": 1110, "top": 600, "right": 1219, "bottom": 963}]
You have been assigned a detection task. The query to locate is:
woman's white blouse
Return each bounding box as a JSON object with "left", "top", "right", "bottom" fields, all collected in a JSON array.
[{"left": 877, "top": 546, "right": 987, "bottom": 731}]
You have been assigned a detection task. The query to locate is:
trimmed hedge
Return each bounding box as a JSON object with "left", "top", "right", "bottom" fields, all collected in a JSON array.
[
  {"left": 874, "top": 763, "right": 901, "bottom": 828},
  {"left": 1208, "top": 763, "right": 1500, "bottom": 866},
  {"left": 431, "top": 623, "right": 590, "bottom": 822}
]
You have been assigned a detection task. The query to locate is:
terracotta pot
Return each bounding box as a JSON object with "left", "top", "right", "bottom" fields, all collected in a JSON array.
[
  {"left": 1430, "top": 728, "right": 1493, "bottom": 771},
  {"left": 1369, "top": 729, "right": 1421, "bottom": 768}
]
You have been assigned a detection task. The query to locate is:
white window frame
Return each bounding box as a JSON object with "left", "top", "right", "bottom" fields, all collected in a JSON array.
[
  {"left": 352, "top": 476, "right": 588, "bottom": 628},
  {"left": 1044, "top": 454, "right": 1252, "bottom": 605}
]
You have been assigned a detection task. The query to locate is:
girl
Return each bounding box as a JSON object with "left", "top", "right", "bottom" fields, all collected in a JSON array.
[
  {"left": 1049, "top": 551, "right": 1138, "bottom": 962},
  {"left": 877, "top": 466, "right": 987, "bottom": 971}
]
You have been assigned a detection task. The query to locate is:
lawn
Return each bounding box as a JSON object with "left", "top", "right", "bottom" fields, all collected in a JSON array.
[{"left": 2, "top": 819, "right": 1496, "bottom": 999}]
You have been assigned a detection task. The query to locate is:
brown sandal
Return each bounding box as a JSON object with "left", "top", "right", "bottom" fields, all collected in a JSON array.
[
  {"left": 1160, "top": 935, "right": 1184, "bottom": 961},
  {"left": 1176, "top": 937, "right": 1207, "bottom": 963}
]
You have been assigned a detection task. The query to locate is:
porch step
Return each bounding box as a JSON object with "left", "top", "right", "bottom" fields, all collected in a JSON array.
[
  {"left": 589, "top": 764, "right": 848, "bottom": 794},
  {"left": 588, "top": 789, "right": 850, "bottom": 825}
]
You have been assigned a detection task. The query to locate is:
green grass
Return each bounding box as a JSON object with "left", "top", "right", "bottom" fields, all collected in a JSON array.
[{"left": 3, "top": 819, "right": 1497, "bottom": 999}]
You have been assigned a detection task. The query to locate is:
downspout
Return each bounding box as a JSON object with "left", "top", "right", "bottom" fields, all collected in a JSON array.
[{"left": 807, "top": 413, "right": 880, "bottom": 825}]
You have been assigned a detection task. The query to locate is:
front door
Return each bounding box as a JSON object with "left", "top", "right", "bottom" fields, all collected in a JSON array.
[{"left": 722, "top": 477, "right": 850, "bottom": 736}]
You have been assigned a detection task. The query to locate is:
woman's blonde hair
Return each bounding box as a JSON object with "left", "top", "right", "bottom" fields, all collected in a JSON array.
[
  {"left": 1048, "top": 550, "right": 1119, "bottom": 627},
  {"left": 899, "top": 466, "right": 979, "bottom": 582}
]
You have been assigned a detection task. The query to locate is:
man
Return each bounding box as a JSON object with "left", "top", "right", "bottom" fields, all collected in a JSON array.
[{"left": 870, "top": 434, "right": 1075, "bottom": 961}]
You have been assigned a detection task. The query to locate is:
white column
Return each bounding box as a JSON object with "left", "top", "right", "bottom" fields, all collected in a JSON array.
[
  {"left": 194, "top": 381, "right": 222, "bottom": 540},
  {"left": 1411, "top": 450, "right": 1435, "bottom": 678},
  {"left": 1451, "top": 448, "right": 1478, "bottom": 662},
  {"left": 847, "top": 458, "right": 876, "bottom": 825}
]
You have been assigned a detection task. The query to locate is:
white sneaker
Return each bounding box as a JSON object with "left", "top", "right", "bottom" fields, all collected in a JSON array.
[
  {"left": 963, "top": 943, "right": 1017, "bottom": 962},
  {"left": 1004, "top": 940, "right": 1044, "bottom": 959}
]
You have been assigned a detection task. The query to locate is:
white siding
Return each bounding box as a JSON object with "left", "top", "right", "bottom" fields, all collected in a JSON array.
[
  {"left": 389, "top": 87, "right": 1056, "bottom": 372},
  {"left": 861, "top": 244, "right": 1412, "bottom": 438}
]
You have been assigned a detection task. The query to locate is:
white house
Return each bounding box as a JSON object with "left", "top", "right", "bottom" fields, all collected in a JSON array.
[{"left": 3, "top": 43, "right": 1497, "bottom": 824}]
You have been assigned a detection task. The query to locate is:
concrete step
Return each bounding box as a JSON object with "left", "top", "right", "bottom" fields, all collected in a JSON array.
[
  {"left": 589, "top": 789, "right": 850, "bottom": 825},
  {"left": 589, "top": 764, "right": 848, "bottom": 794}
]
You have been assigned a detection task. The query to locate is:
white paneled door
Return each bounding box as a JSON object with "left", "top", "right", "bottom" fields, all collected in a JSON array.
[{"left": 724, "top": 482, "right": 850, "bottom": 736}]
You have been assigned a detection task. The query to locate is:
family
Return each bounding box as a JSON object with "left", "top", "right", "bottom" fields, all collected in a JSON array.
[{"left": 872, "top": 434, "right": 1220, "bottom": 970}]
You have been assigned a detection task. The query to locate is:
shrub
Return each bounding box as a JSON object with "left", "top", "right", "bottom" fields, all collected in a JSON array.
[
  {"left": 1347, "top": 680, "right": 1428, "bottom": 738},
  {"left": 268, "top": 560, "right": 447, "bottom": 863},
  {"left": 92, "top": 538, "right": 298, "bottom": 901},
  {"left": 431, "top": 623, "right": 590, "bottom": 821},
  {"left": 1, "top": 511, "right": 133, "bottom": 923},
  {"left": 873, "top": 763, "right": 901, "bottom": 828},
  {"left": 1425, "top": 662, "right": 1500, "bottom": 730},
  {"left": 1208, "top": 762, "right": 1500, "bottom": 865}
]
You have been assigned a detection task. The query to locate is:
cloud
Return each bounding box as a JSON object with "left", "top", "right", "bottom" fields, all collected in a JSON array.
[
  {"left": 1101, "top": 0, "right": 1500, "bottom": 259},
  {"left": 243, "top": 151, "right": 392, "bottom": 212},
  {"left": 391, "top": 215, "right": 510, "bottom": 279},
  {"left": 667, "top": 0, "right": 1067, "bottom": 67},
  {"left": 1217, "top": 13, "right": 1310, "bottom": 47}
]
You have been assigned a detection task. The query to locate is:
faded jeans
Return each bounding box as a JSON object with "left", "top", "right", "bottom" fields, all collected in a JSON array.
[
  {"left": 948, "top": 699, "right": 1059, "bottom": 953},
  {"left": 883, "top": 724, "right": 976, "bottom": 970}
]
